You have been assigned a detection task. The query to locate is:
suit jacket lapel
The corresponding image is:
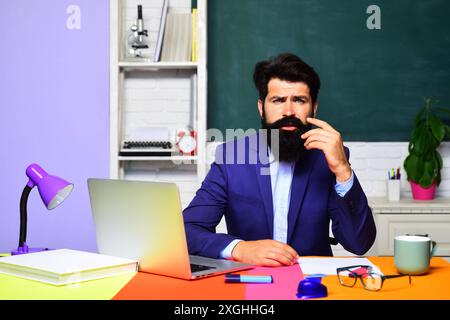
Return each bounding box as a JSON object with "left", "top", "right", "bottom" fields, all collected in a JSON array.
[
  {"left": 286, "top": 152, "right": 315, "bottom": 244},
  {"left": 255, "top": 162, "right": 274, "bottom": 237},
  {"left": 252, "top": 132, "right": 274, "bottom": 237}
]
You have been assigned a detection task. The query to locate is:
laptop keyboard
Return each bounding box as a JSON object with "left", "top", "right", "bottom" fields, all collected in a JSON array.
[{"left": 190, "top": 263, "right": 216, "bottom": 273}]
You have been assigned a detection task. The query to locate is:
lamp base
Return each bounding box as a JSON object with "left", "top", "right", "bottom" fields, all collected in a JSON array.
[{"left": 11, "top": 242, "right": 51, "bottom": 256}]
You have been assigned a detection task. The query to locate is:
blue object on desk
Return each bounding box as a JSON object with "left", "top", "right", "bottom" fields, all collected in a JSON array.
[
  {"left": 296, "top": 274, "right": 328, "bottom": 299},
  {"left": 225, "top": 274, "right": 273, "bottom": 284}
]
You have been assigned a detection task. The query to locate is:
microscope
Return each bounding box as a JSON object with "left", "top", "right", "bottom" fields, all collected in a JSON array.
[{"left": 126, "top": 5, "right": 150, "bottom": 58}]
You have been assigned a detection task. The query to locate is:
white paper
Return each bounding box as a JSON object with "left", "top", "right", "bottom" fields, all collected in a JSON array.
[
  {"left": 297, "top": 257, "right": 383, "bottom": 275},
  {"left": 125, "top": 127, "right": 170, "bottom": 141}
]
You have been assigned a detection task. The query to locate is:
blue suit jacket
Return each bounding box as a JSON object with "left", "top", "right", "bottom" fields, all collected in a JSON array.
[{"left": 183, "top": 134, "right": 376, "bottom": 258}]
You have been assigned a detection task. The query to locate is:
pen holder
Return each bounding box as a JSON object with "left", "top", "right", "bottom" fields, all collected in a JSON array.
[{"left": 387, "top": 180, "right": 401, "bottom": 201}]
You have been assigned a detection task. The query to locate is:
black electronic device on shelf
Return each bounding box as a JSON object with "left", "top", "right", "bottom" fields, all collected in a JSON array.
[{"left": 119, "top": 140, "right": 177, "bottom": 157}]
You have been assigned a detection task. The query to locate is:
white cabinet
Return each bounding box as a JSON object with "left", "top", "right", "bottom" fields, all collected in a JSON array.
[
  {"left": 375, "top": 214, "right": 450, "bottom": 256},
  {"left": 109, "top": 0, "right": 207, "bottom": 209},
  {"left": 370, "top": 198, "right": 450, "bottom": 256},
  {"left": 330, "top": 198, "right": 450, "bottom": 257}
]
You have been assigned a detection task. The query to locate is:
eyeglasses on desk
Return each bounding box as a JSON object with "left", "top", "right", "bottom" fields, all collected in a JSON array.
[{"left": 336, "top": 265, "right": 412, "bottom": 291}]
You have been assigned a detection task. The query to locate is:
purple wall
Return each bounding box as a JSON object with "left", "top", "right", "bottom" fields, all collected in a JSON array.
[{"left": 0, "top": 0, "right": 109, "bottom": 253}]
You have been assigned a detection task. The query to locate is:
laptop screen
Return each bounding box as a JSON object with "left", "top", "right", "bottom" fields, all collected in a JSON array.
[{"left": 87, "top": 178, "right": 192, "bottom": 279}]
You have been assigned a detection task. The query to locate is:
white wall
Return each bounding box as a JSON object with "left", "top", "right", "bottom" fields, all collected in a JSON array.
[{"left": 346, "top": 142, "right": 450, "bottom": 198}]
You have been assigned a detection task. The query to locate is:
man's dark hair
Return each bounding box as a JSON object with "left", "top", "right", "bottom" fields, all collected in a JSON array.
[{"left": 253, "top": 53, "right": 321, "bottom": 105}]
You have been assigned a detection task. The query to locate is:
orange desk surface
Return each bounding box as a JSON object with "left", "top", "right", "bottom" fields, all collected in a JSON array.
[{"left": 113, "top": 257, "right": 450, "bottom": 300}]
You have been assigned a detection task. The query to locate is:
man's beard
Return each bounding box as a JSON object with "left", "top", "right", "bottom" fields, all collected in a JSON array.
[{"left": 261, "top": 114, "right": 312, "bottom": 162}]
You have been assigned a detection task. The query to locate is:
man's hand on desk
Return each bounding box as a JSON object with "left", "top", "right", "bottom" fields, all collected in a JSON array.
[{"left": 231, "top": 240, "right": 299, "bottom": 267}]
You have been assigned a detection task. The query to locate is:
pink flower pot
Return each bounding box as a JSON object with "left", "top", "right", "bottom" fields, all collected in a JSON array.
[{"left": 410, "top": 181, "right": 437, "bottom": 200}]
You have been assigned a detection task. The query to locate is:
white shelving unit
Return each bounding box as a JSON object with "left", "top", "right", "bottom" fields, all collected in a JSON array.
[
  {"left": 118, "top": 61, "right": 198, "bottom": 69},
  {"left": 110, "top": 0, "right": 207, "bottom": 208}
]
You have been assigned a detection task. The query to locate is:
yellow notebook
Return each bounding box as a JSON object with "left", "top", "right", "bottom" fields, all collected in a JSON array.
[{"left": 191, "top": 8, "right": 198, "bottom": 62}]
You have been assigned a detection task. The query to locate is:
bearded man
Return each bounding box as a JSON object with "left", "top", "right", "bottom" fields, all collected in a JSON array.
[{"left": 183, "top": 53, "right": 376, "bottom": 266}]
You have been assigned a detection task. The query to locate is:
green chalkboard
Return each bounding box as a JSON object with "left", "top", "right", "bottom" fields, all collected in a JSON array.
[{"left": 207, "top": 0, "right": 450, "bottom": 141}]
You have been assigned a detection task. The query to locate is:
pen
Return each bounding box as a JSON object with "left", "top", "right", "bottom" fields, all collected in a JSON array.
[{"left": 225, "top": 274, "right": 273, "bottom": 284}]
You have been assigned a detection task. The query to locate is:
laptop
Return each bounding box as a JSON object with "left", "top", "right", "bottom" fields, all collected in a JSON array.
[{"left": 87, "top": 178, "right": 252, "bottom": 280}]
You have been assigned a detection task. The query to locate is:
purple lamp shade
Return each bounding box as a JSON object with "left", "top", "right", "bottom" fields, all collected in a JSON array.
[{"left": 26, "top": 164, "right": 73, "bottom": 209}]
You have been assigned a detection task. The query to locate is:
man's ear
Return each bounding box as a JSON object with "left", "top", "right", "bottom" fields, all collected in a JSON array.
[
  {"left": 257, "top": 99, "right": 264, "bottom": 118},
  {"left": 313, "top": 101, "right": 318, "bottom": 118}
]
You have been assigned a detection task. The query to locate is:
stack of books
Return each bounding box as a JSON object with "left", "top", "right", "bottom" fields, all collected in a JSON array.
[
  {"left": 160, "top": 12, "right": 191, "bottom": 62},
  {"left": 0, "top": 249, "right": 138, "bottom": 286},
  {"left": 154, "top": 0, "right": 198, "bottom": 62}
]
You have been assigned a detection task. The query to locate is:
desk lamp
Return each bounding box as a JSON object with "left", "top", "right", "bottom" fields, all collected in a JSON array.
[{"left": 11, "top": 164, "right": 73, "bottom": 255}]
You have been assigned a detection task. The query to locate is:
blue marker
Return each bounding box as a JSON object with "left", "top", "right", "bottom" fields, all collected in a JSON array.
[{"left": 225, "top": 274, "right": 273, "bottom": 283}]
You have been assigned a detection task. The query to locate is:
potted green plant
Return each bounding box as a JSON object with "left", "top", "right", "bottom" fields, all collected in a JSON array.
[{"left": 403, "top": 98, "right": 450, "bottom": 200}]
